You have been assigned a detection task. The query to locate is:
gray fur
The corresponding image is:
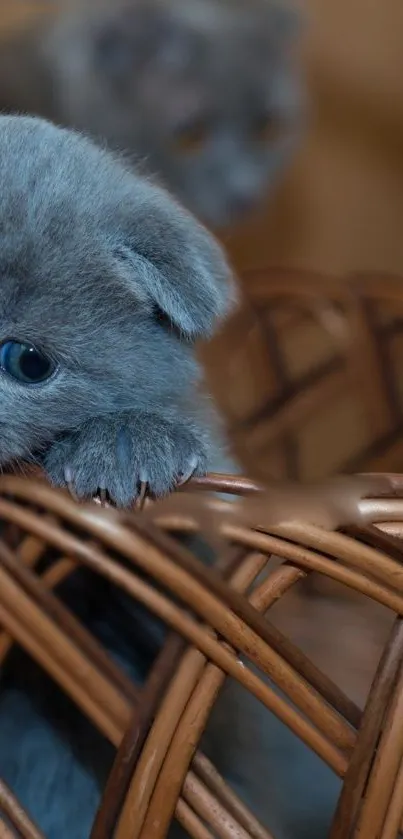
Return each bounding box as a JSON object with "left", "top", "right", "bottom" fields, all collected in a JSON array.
[
  {"left": 0, "top": 114, "right": 234, "bottom": 503},
  {"left": 0, "top": 0, "right": 303, "bottom": 226}
]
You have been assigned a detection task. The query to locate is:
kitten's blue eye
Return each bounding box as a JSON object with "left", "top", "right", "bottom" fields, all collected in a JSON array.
[{"left": 0, "top": 340, "right": 56, "bottom": 384}]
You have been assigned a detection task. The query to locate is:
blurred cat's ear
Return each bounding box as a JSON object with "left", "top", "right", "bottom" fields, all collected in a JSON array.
[
  {"left": 112, "top": 182, "right": 237, "bottom": 339},
  {"left": 95, "top": 1, "right": 196, "bottom": 79},
  {"left": 94, "top": 1, "right": 205, "bottom": 124}
]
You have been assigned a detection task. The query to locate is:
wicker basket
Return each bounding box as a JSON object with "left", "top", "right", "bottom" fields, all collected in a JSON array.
[
  {"left": 1, "top": 472, "right": 403, "bottom": 838},
  {"left": 202, "top": 270, "right": 403, "bottom": 483}
]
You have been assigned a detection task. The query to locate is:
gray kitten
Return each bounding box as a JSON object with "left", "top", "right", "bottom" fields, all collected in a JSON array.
[
  {"left": 0, "top": 114, "right": 234, "bottom": 503},
  {"left": 0, "top": 116, "right": 338, "bottom": 839},
  {"left": 0, "top": 0, "right": 302, "bottom": 226}
]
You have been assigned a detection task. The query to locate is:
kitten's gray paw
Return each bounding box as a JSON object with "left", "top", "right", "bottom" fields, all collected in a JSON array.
[{"left": 43, "top": 413, "right": 208, "bottom": 506}]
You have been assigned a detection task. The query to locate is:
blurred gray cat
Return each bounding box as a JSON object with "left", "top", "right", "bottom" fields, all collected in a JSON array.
[
  {"left": 0, "top": 0, "right": 303, "bottom": 226},
  {"left": 0, "top": 114, "right": 234, "bottom": 503}
]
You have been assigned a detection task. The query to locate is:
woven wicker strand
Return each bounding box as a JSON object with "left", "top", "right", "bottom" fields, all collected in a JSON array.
[
  {"left": 202, "top": 271, "right": 403, "bottom": 482},
  {"left": 1, "top": 473, "right": 403, "bottom": 837},
  {"left": 0, "top": 780, "right": 45, "bottom": 839}
]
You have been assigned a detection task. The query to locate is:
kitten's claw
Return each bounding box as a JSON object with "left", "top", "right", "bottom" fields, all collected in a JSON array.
[
  {"left": 96, "top": 487, "right": 110, "bottom": 507},
  {"left": 64, "top": 466, "right": 73, "bottom": 485},
  {"left": 64, "top": 466, "right": 79, "bottom": 501},
  {"left": 134, "top": 480, "right": 148, "bottom": 511},
  {"left": 177, "top": 454, "right": 199, "bottom": 486}
]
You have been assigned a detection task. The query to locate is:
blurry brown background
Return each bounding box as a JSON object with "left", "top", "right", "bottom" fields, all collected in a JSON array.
[
  {"left": 210, "top": 0, "right": 403, "bottom": 484},
  {"left": 228, "top": 0, "right": 403, "bottom": 277},
  {"left": 3, "top": 1, "right": 403, "bottom": 274}
]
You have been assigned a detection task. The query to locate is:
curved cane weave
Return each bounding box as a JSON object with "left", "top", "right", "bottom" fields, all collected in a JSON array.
[
  {"left": 0, "top": 779, "right": 45, "bottom": 839},
  {"left": 202, "top": 270, "right": 403, "bottom": 482},
  {"left": 1, "top": 472, "right": 403, "bottom": 837}
]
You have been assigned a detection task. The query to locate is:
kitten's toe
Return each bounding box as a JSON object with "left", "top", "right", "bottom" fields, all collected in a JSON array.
[
  {"left": 43, "top": 430, "right": 137, "bottom": 507},
  {"left": 135, "top": 449, "right": 201, "bottom": 494},
  {"left": 139, "top": 428, "right": 207, "bottom": 498}
]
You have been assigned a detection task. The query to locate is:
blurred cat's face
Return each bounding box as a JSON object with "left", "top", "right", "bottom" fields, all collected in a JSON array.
[
  {"left": 51, "top": 0, "right": 303, "bottom": 227},
  {"left": 142, "top": 54, "right": 301, "bottom": 227}
]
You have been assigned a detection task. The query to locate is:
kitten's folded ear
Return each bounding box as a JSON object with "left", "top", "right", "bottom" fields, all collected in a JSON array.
[{"left": 112, "top": 180, "right": 237, "bottom": 339}]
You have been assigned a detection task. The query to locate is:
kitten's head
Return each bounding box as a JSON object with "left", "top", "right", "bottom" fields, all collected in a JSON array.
[
  {"left": 48, "top": 0, "right": 303, "bottom": 227},
  {"left": 0, "top": 115, "right": 234, "bottom": 467}
]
